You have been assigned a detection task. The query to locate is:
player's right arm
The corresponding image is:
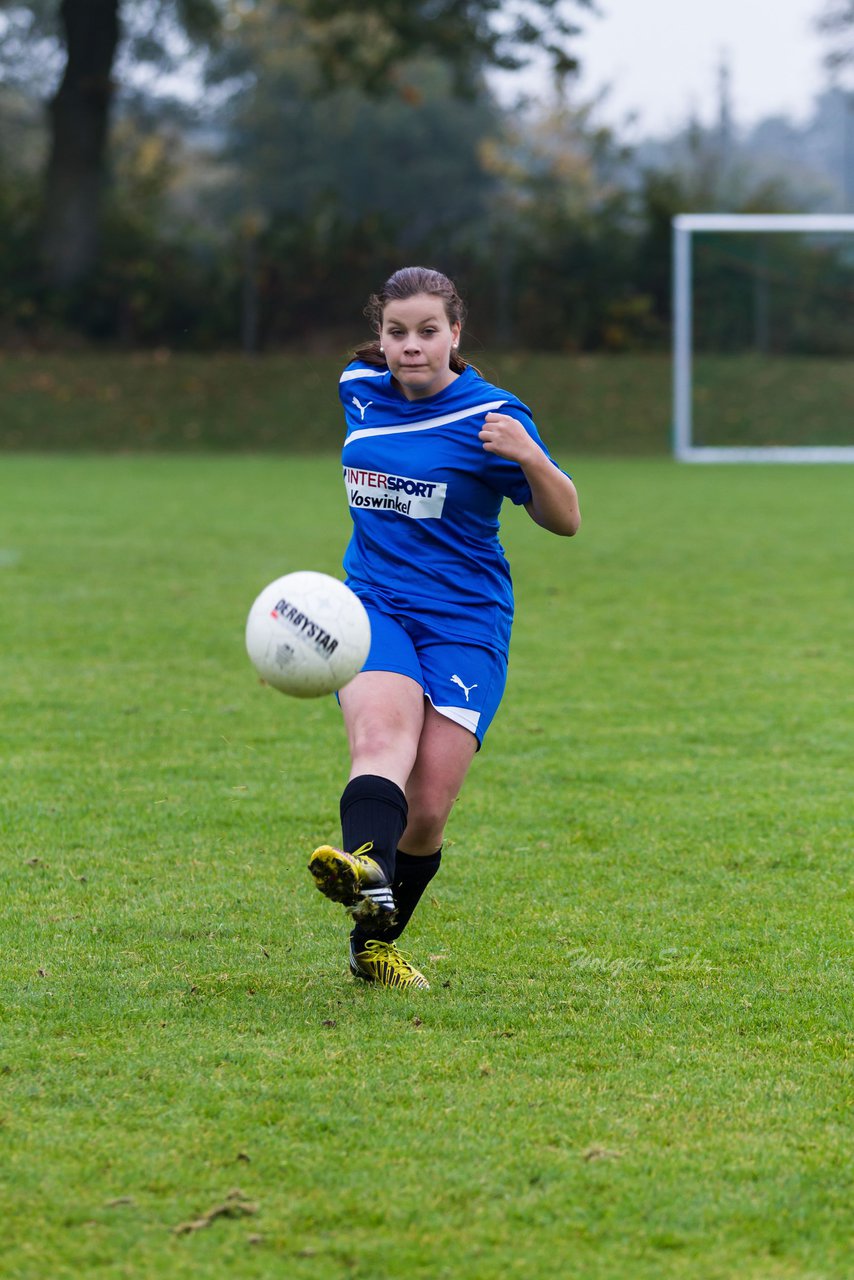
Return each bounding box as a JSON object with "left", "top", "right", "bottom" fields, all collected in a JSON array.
[{"left": 479, "top": 411, "right": 581, "bottom": 537}]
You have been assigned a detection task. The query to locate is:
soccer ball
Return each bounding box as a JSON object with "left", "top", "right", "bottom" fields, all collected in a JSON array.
[{"left": 245, "top": 571, "right": 371, "bottom": 698}]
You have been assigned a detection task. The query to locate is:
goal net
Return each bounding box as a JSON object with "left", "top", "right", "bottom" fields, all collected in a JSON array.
[{"left": 672, "top": 213, "right": 854, "bottom": 462}]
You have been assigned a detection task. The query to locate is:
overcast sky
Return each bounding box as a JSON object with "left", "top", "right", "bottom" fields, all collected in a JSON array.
[{"left": 568, "top": 0, "right": 833, "bottom": 135}]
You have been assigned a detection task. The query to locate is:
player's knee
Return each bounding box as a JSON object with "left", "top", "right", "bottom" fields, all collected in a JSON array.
[
  {"left": 403, "top": 801, "right": 451, "bottom": 851},
  {"left": 350, "top": 716, "right": 415, "bottom": 764}
]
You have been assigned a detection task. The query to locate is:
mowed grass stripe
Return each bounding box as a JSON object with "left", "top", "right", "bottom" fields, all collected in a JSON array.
[
  {"left": 1, "top": 350, "right": 850, "bottom": 455},
  {"left": 0, "top": 456, "right": 852, "bottom": 1279}
]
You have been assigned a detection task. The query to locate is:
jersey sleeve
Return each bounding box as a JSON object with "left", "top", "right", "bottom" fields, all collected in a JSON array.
[
  {"left": 483, "top": 406, "right": 569, "bottom": 506},
  {"left": 339, "top": 361, "right": 389, "bottom": 421}
]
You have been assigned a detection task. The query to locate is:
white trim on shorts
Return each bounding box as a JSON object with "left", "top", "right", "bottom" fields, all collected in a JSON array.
[{"left": 428, "top": 700, "right": 482, "bottom": 735}]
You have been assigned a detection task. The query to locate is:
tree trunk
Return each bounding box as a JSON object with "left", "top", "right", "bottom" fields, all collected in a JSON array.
[{"left": 42, "top": 0, "right": 121, "bottom": 288}]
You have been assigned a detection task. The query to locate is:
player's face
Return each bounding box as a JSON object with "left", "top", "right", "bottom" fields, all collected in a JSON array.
[{"left": 381, "top": 294, "right": 462, "bottom": 401}]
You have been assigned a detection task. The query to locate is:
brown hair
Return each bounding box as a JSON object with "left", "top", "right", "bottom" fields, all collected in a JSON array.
[{"left": 352, "top": 266, "right": 479, "bottom": 374}]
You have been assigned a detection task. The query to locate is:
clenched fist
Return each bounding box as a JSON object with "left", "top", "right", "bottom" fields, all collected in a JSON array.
[{"left": 478, "top": 412, "right": 539, "bottom": 465}]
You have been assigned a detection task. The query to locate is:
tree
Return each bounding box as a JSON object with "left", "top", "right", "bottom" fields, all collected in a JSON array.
[
  {"left": 0, "top": 0, "right": 593, "bottom": 289},
  {"left": 817, "top": 1, "right": 854, "bottom": 206},
  {"left": 475, "top": 96, "right": 641, "bottom": 349},
  {"left": 42, "top": 0, "right": 120, "bottom": 286},
  {"left": 0, "top": 0, "right": 221, "bottom": 286},
  {"left": 297, "top": 0, "right": 593, "bottom": 95},
  {"left": 817, "top": 0, "right": 854, "bottom": 80}
]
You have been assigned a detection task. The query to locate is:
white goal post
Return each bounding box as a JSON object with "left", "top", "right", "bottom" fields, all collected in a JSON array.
[{"left": 672, "top": 213, "right": 854, "bottom": 463}]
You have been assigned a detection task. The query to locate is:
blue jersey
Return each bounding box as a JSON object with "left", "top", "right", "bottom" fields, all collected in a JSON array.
[{"left": 340, "top": 361, "right": 565, "bottom": 655}]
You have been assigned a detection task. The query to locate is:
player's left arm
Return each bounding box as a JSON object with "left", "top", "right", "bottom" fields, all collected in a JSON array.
[{"left": 479, "top": 411, "right": 581, "bottom": 537}]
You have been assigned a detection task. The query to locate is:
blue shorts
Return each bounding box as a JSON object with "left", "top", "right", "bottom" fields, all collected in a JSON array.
[{"left": 357, "top": 603, "right": 508, "bottom": 747}]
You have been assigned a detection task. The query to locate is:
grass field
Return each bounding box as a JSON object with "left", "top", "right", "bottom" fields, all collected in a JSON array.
[
  {"left": 2, "top": 350, "right": 852, "bottom": 455},
  {"left": 1, "top": 453, "right": 852, "bottom": 1278},
  {"left": 693, "top": 356, "right": 854, "bottom": 448},
  {"left": 0, "top": 351, "right": 674, "bottom": 454}
]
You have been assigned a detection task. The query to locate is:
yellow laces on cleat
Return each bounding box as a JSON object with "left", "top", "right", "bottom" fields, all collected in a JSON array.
[{"left": 351, "top": 939, "right": 430, "bottom": 990}]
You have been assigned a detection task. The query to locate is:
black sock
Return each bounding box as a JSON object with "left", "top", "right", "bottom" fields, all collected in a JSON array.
[
  {"left": 340, "top": 774, "right": 408, "bottom": 882},
  {"left": 353, "top": 847, "right": 442, "bottom": 948}
]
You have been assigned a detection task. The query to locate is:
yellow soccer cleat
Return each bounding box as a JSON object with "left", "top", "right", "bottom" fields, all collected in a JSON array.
[
  {"left": 308, "top": 841, "right": 396, "bottom": 925},
  {"left": 349, "top": 938, "right": 430, "bottom": 990}
]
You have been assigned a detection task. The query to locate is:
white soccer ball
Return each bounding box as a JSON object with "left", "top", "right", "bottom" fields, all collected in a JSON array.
[{"left": 245, "top": 571, "right": 371, "bottom": 698}]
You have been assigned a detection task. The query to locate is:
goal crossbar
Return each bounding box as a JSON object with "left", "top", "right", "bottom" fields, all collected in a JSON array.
[{"left": 672, "top": 213, "right": 854, "bottom": 463}]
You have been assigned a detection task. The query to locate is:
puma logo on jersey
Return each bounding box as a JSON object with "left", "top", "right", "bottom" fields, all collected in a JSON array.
[
  {"left": 352, "top": 396, "right": 373, "bottom": 421},
  {"left": 451, "top": 674, "right": 478, "bottom": 702}
]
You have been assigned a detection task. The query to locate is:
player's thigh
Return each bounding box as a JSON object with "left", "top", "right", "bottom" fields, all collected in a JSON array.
[
  {"left": 404, "top": 703, "right": 478, "bottom": 841},
  {"left": 339, "top": 670, "right": 426, "bottom": 776},
  {"left": 339, "top": 606, "right": 426, "bottom": 758}
]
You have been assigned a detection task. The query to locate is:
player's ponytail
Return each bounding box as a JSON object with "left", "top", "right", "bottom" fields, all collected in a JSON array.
[
  {"left": 351, "top": 339, "right": 387, "bottom": 368},
  {"left": 352, "top": 266, "right": 481, "bottom": 375}
]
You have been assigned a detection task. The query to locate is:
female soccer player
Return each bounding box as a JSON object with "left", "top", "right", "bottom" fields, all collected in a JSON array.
[{"left": 309, "top": 266, "right": 580, "bottom": 989}]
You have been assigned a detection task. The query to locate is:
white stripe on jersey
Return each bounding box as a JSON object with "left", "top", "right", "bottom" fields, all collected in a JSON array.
[
  {"left": 339, "top": 368, "right": 387, "bottom": 383},
  {"left": 344, "top": 399, "right": 507, "bottom": 445}
]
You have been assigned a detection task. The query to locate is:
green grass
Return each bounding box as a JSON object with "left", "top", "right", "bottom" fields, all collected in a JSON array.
[
  {"left": 1, "top": 455, "right": 852, "bottom": 1278},
  {"left": 2, "top": 350, "right": 851, "bottom": 454},
  {"left": 0, "top": 350, "right": 674, "bottom": 454},
  {"left": 694, "top": 355, "right": 854, "bottom": 447}
]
